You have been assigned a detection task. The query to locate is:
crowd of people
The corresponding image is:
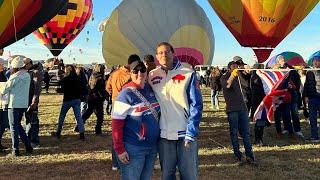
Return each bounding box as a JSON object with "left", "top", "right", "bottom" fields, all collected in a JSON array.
[{"left": 0, "top": 42, "right": 319, "bottom": 179}]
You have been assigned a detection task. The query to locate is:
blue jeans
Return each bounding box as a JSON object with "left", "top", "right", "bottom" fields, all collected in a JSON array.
[
  {"left": 158, "top": 138, "right": 198, "bottom": 180},
  {"left": 309, "top": 100, "right": 320, "bottom": 139},
  {"left": 210, "top": 90, "right": 219, "bottom": 107},
  {"left": 227, "top": 111, "right": 254, "bottom": 160},
  {"left": 0, "top": 109, "right": 8, "bottom": 142},
  {"left": 25, "top": 110, "right": 39, "bottom": 145},
  {"left": 57, "top": 99, "right": 85, "bottom": 133},
  {"left": 118, "top": 142, "right": 157, "bottom": 180},
  {"left": 8, "top": 108, "right": 31, "bottom": 150}
]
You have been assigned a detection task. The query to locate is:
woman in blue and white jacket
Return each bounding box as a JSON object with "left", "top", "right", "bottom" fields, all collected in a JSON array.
[{"left": 0, "top": 55, "right": 32, "bottom": 156}]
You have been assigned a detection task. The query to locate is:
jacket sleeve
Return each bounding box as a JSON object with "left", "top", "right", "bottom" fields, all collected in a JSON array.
[
  {"left": 106, "top": 75, "right": 113, "bottom": 94},
  {"left": 0, "top": 77, "right": 17, "bottom": 95},
  {"left": 185, "top": 72, "right": 203, "bottom": 141}
]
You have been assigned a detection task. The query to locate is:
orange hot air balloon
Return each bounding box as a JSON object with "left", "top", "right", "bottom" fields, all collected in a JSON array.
[
  {"left": 208, "top": 0, "right": 318, "bottom": 63},
  {"left": 33, "top": 0, "right": 93, "bottom": 57}
]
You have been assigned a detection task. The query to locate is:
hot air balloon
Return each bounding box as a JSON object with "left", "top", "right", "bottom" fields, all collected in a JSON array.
[
  {"left": 208, "top": 0, "right": 318, "bottom": 63},
  {"left": 33, "top": 0, "right": 93, "bottom": 57},
  {"left": 0, "top": 0, "right": 67, "bottom": 49},
  {"left": 102, "top": 0, "right": 214, "bottom": 67},
  {"left": 266, "top": 51, "right": 306, "bottom": 68},
  {"left": 308, "top": 50, "right": 320, "bottom": 67}
]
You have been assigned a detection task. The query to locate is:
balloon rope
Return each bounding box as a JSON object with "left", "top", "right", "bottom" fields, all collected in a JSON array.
[{"left": 11, "top": 0, "right": 18, "bottom": 42}]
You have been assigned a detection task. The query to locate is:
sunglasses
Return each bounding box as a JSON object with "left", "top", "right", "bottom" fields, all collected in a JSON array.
[{"left": 131, "top": 67, "right": 146, "bottom": 74}]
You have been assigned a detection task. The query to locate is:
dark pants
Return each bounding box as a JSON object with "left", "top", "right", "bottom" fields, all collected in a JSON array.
[
  {"left": 82, "top": 99, "right": 104, "bottom": 133},
  {"left": 25, "top": 109, "right": 40, "bottom": 145},
  {"left": 44, "top": 81, "right": 49, "bottom": 92},
  {"left": 274, "top": 103, "right": 292, "bottom": 134},
  {"left": 290, "top": 103, "right": 301, "bottom": 132},
  {"left": 0, "top": 109, "right": 8, "bottom": 144},
  {"left": 309, "top": 100, "right": 320, "bottom": 139}
]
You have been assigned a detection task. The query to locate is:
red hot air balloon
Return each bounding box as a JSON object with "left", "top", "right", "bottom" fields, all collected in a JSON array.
[
  {"left": 208, "top": 0, "right": 318, "bottom": 63},
  {"left": 0, "top": 0, "right": 67, "bottom": 49},
  {"left": 33, "top": 0, "right": 93, "bottom": 57}
]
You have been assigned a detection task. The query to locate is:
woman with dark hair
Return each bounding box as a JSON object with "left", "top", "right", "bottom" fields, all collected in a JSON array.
[
  {"left": 82, "top": 64, "right": 107, "bottom": 135},
  {"left": 112, "top": 61, "right": 160, "bottom": 179},
  {"left": 52, "top": 65, "right": 85, "bottom": 140}
]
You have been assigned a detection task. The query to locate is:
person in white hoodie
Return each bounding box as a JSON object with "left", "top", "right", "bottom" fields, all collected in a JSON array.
[{"left": 0, "top": 55, "right": 32, "bottom": 156}]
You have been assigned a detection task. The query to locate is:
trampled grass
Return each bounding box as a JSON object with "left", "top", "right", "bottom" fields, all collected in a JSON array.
[{"left": 0, "top": 88, "right": 320, "bottom": 179}]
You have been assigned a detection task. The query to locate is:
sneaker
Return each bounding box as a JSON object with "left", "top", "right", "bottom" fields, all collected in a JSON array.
[
  {"left": 25, "top": 146, "right": 33, "bottom": 155},
  {"left": 0, "top": 144, "right": 8, "bottom": 152},
  {"left": 246, "top": 157, "right": 258, "bottom": 167},
  {"left": 306, "top": 137, "right": 320, "bottom": 143},
  {"left": 254, "top": 140, "right": 264, "bottom": 147},
  {"left": 111, "top": 166, "right": 118, "bottom": 171},
  {"left": 237, "top": 158, "right": 245, "bottom": 166},
  {"left": 282, "top": 130, "right": 289, "bottom": 135},
  {"left": 294, "top": 131, "right": 305, "bottom": 139},
  {"left": 31, "top": 143, "right": 40, "bottom": 149}
]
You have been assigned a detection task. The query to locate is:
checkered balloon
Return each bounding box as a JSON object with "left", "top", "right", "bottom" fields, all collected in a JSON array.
[{"left": 33, "top": 0, "right": 93, "bottom": 57}]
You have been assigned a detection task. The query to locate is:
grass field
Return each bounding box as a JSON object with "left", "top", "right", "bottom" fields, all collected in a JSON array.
[{"left": 0, "top": 87, "right": 320, "bottom": 179}]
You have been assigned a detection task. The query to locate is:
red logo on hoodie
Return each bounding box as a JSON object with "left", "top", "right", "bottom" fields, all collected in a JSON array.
[{"left": 172, "top": 74, "right": 185, "bottom": 83}]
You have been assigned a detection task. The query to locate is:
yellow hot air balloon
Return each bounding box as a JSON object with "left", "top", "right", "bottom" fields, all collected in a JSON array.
[
  {"left": 208, "top": 0, "right": 318, "bottom": 62},
  {"left": 102, "top": 0, "right": 214, "bottom": 67}
]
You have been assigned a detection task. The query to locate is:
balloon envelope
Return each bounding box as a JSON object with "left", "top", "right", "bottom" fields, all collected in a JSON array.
[
  {"left": 0, "top": 0, "right": 67, "bottom": 49},
  {"left": 308, "top": 50, "right": 320, "bottom": 67},
  {"left": 266, "top": 51, "right": 306, "bottom": 68},
  {"left": 102, "top": 0, "right": 214, "bottom": 67},
  {"left": 33, "top": 0, "right": 93, "bottom": 57},
  {"left": 208, "top": 0, "right": 318, "bottom": 63}
]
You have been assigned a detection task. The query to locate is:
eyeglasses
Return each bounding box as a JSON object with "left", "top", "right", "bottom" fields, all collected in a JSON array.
[
  {"left": 131, "top": 67, "right": 147, "bottom": 74},
  {"left": 156, "top": 50, "right": 172, "bottom": 55}
]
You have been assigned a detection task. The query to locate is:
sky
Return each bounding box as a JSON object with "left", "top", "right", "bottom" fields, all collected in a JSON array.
[{"left": 4, "top": 0, "right": 320, "bottom": 66}]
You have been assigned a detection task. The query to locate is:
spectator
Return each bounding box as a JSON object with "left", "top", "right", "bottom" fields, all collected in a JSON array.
[
  {"left": 303, "top": 56, "right": 320, "bottom": 142},
  {"left": 106, "top": 54, "right": 141, "bottom": 171},
  {"left": 112, "top": 61, "right": 160, "bottom": 180},
  {"left": 220, "top": 61, "right": 256, "bottom": 166},
  {"left": 0, "top": 58, "right": 8, "bottom": 152},
  {"left": 82, "top": 64, "right": 106, "bottom": 135},
  {"left": 0, "top": 56, "right": 33, "bottom": 156},
  {"left": 148, "top": 42, "right": 203, "bottom": 179},
  {"left": 52, "top": 65, "right": 85, "bottom": 140},
  {"left": 23, "top": 58, "right": 44, "bottom": 148}
]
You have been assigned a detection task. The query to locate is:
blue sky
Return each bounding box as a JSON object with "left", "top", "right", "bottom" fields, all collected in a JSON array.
[{"left": 4, "top": 0, "right": 320, "bottom": 66}]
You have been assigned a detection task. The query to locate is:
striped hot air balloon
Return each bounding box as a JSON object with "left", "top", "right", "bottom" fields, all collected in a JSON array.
[
  {"left": 266, "top": 51, "right": 306, "bottom": 68},
  {"left": 33, "top": 0, "right": 93, "bottom": 57},
  {"left": 102, "top": 0, "right": 214, "bottom": 67},
  {"left": 208, "top": 0, "right": 318, "bottom": 63},
  {"left": 0, "top": 0, "right": 67, "bottom": 49}
]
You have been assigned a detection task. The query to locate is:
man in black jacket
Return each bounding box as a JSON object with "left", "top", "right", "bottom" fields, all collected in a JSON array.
[{"left": 303, "top": 57, "right": 320, "bottom": 142}]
